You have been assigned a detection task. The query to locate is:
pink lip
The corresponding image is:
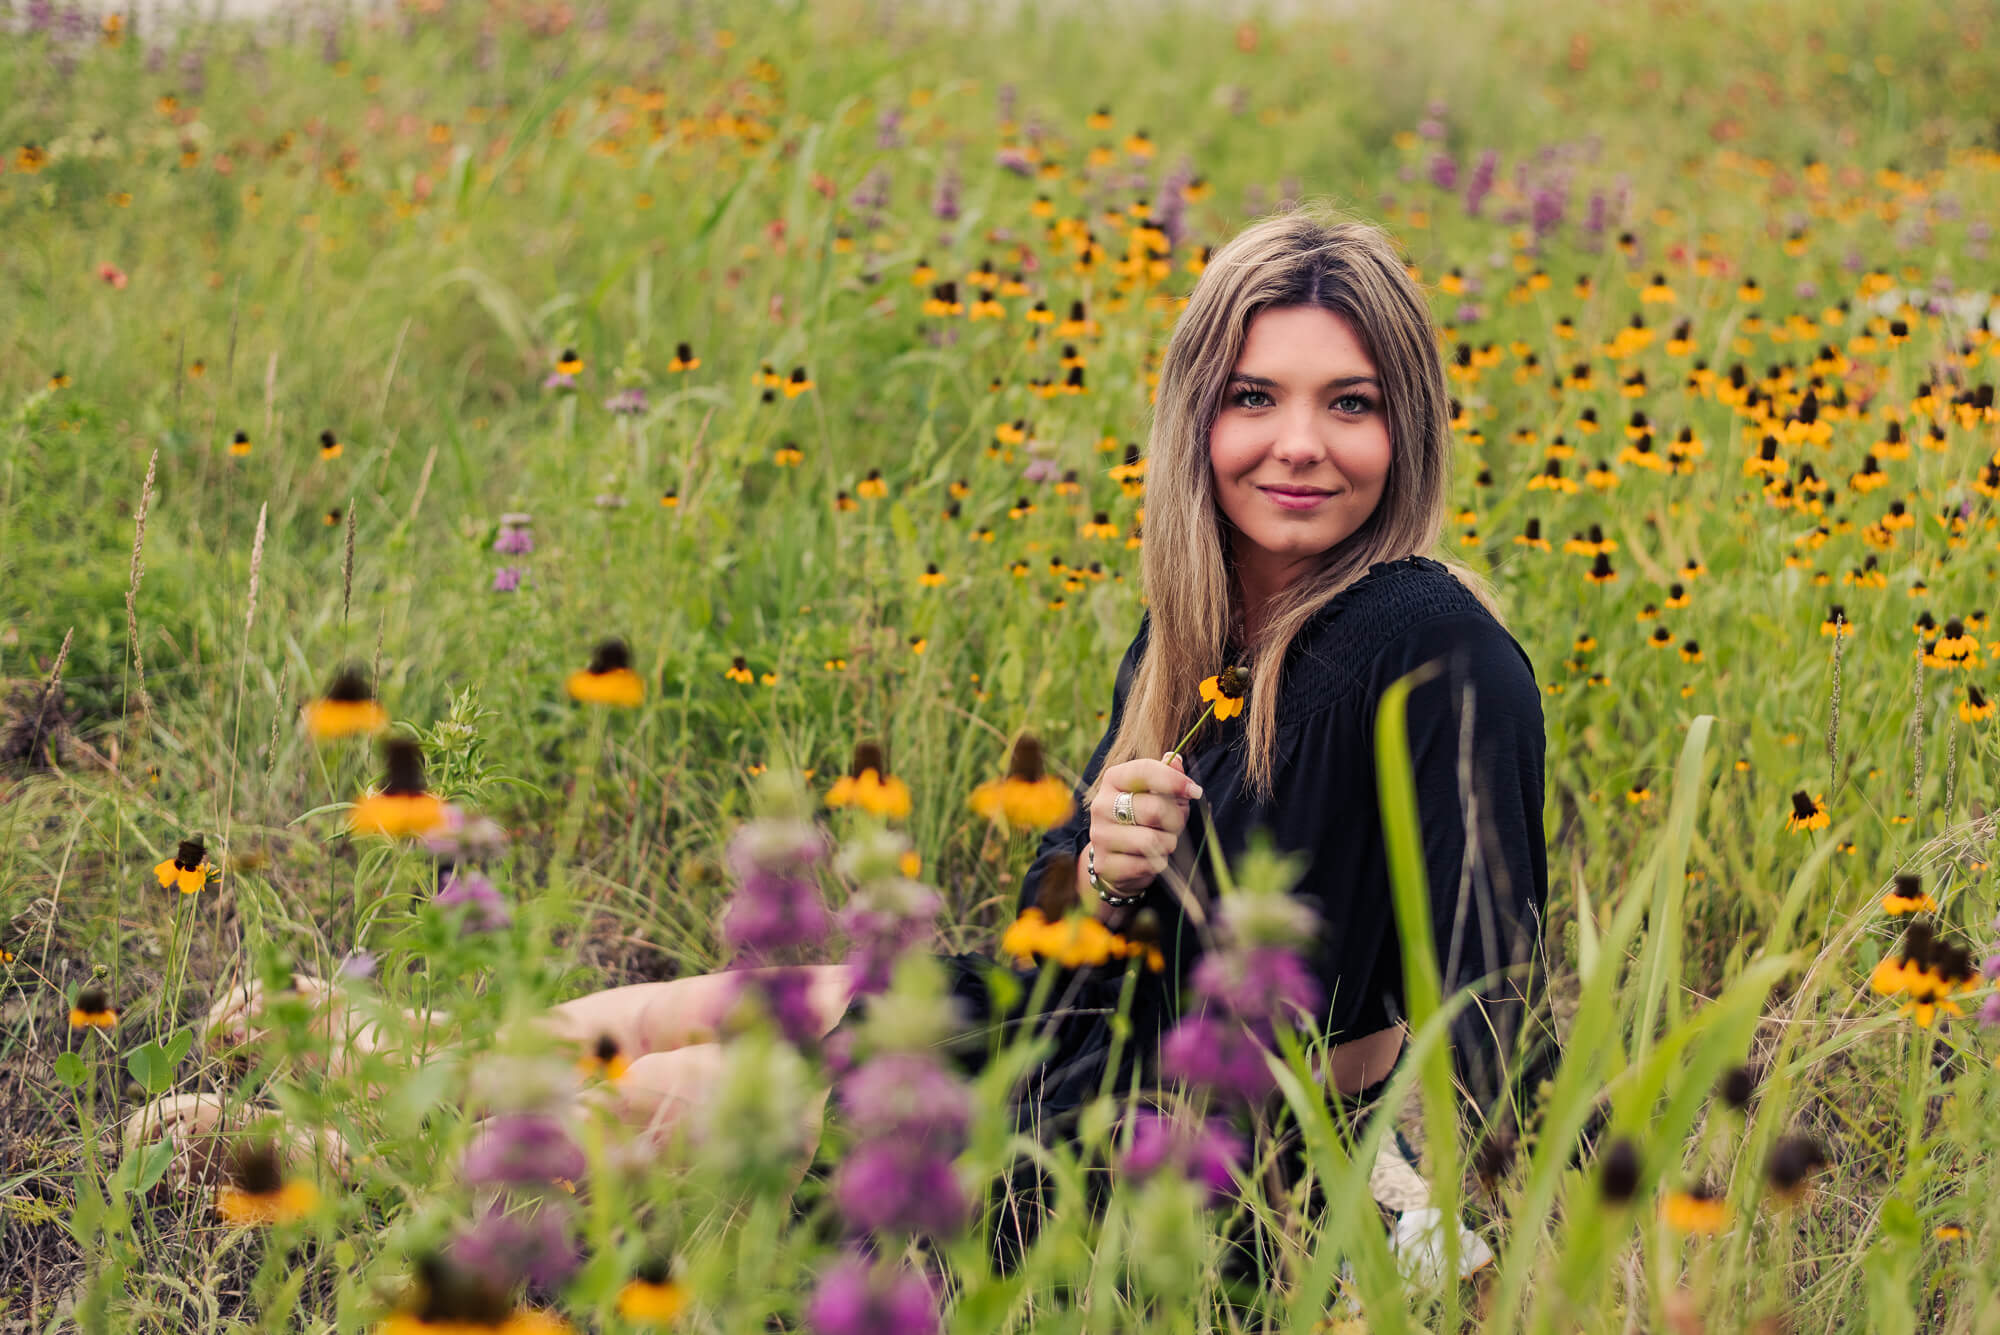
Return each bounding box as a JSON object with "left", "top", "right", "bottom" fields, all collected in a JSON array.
[{"left": 1260, "top": 486, "right": 1338, "bottom": 510}]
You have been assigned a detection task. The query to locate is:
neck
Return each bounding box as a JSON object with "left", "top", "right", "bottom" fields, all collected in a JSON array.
[{"left": 1230, "top": 543, "right": 1306, "bottom": 648}]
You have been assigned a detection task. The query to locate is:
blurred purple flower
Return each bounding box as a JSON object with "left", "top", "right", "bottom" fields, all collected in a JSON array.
[
  {"left": 462, "top": 1113, "right": 585, "bottom": 1187},
  {"left": 1121, "top": 1110, "right": 1245, "bottom": 1206},
  {"left": 1531, "top": 180, "right": 1568, "bottom": 239},
  {"left": 1160, "top": 1014, "right": 1278, "bottom": 1105},
  {"left": 930, "top": 167, "right": 961, "bottom": 222},
  {"left": 542, "top": 371, "right": 576, "bottom": 391},
  {"left": 832, "top": 1140, "right": 967, "bottom": 1238},
  {"left": 1455, "top": 302, "right": 1486, "bottom": 325},
  {"left": 1583, "top": 189, "right": 1608, "bottom": 235},
  {"left": 437, "top": 869, "right": 511, "bottom": 932},
  {"left": 1463, "top": 150, "right": 1497, "bottom": 218},
  {"left": 1427, "top": 154, "right": 1458, "bottom": 190},
  {"left": 996, "top": 146, "right": 1033, "bottom": 177},
  {"left": 840, "top": 889, "right": 941, "bottom": 997},
  {"left": 493, "top": 524, "right": 534, "bottom": 555},
  {"left": 420, "top": 804, "right": 509, "bottom": 860},
  {"left": 491, "top": 566, "right": 525, "bottom": 593},
  {"left": 1983, "top": 953, "right": 2000, "bottom": 982},
  {"left": 1192, "top": 944, "right": 1322, "bottom": 1024},
  {"left": 721, "top": 868, "right": 832, "bottom": 956},
  {"left": 839, "top": 1052, "right": 970, "bottom": 1153},
  {"left": 450, "top": 1200, "right": 579, "bottom": 1289},
  {"left": 806, "top": 1255, "right": 938, "bottom": 1335},
  {"left": 730, "top": 966, "right": 825, "bottom": 1048},
  {"left": 604, "top": 387, "right": 648, "bottom": 416},
  {"left": 1417, "top": 117, "right": 1446, "bottom": 141},
  {"left": 338, "top": 949, "right": 377, "bottom": 980},
  {"left": 1982, "top": 992, "right": 2000, "bottom": 1028},
  {"left": 1021, "top": 458, "right": 1058, "bottom": 483},
  {"left": 1795, "top": 281, "right": 1820, "bottom": 302},
  {"left": 876, "top": 107, "right": 904, "bottom": 150}
]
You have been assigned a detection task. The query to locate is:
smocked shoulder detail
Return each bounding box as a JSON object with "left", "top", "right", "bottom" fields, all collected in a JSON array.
[{"left": 1275, "top": 556, "right": 1491, "bottom": 727}]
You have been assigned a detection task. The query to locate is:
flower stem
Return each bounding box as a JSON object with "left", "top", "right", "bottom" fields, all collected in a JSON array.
[{"left": 1168, "top": 702, "right": 1217, "bottom": 762}]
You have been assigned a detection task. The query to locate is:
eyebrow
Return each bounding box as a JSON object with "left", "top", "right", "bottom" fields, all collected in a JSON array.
[{"left": 1227, "top": 373, "right": 1380, "bottom": 390}]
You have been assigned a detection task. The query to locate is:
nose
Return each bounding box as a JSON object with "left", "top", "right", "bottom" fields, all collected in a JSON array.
[{"left": 1270, "top": 404, "right": 1332, "bottom": 466}]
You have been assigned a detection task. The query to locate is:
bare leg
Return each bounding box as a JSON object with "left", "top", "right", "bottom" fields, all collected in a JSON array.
[{"left": 536, "top": 964, "right": 859, "bottom": 1063}]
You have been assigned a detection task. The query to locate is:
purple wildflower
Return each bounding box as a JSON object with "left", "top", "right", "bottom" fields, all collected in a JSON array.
[
  {"left": 1531, "top": 178, "right": 1569, "bottom": 239},
  {"left": 1455, "top": 302, "right": 1486, "bottom": 325},
  {"left": 838, "top": 1052, "right": 971, "bottom": 1154},
  {"left": 1583, "top": 189, "right": 1608, "bottom": 235},
  {"left": 1191, "top": 944, "right": 1322, "bottom": 1024},
  {"left": 832, "top": 1140, "right": 968, "bottom": 1239},
  {"left": 338, "top": 949, "right": 377, "bottom": 980},
  {"left": 449, "top": 1199, "right": 579, "bottom": 1290},
  {"left": 493, "top": 524, "right": 534, "bottom": 555},
  {"left": 1160, "top": 1014, "right": 1278, "bottom": 1106},
  {"left": 604, "top": 387, "right": 648, "bottom": 416},
  {"left": 875, "top": 107, "right": 903, "bottom": 150},
  {"left": 542, "top": 371, "right": 577, "bottom": 391},
  {"left": 996, "top": 146, "right": 1034, "bottom": 176},
  {"left": 1983, "top": 953, "right": 2000, "bottom": 982},
  {"left": 1427, "top": 154, "right": 1458, "bottom": 191},
  {"left": 1121, "top": 1111, "right": 1245, "bottom": 1206},
  {"left": 1795, "top": 281, "right": 1820, "bottom": 302},
  {"left": 491, "top": 566, "right": 525, "bottom": 593},
  {"left": 437, "top": 869, "right": 511, "bottom": 932},
  {"left": 930, "top": 167, "right": 961, "bottom": 222},
  {"left": 806, "top": 1254, "right": 938, "bottom": 1335},
  {"left": 1463, "top": 150, "right": 1497, "bottom": 218},
  {"left": 731, "top": 967, "right": 827, "bottom": 1048},
  {"left": 462, "top": 1113, "right": 585, "bottom": 1187},
  {"left": 1417, "top": 116, "right": 1447, "bottom": 142},
  {"left": 1021, "top": 458, "right": 1058, "bottom": 483},
  {"left": 720, "top": 867, "right": 832, "bottom": 956},
  {"left": 420, "top": 804, "right": 509, "bottom": 860},
  {"left": 1982, "top": 993, "right": 2000, "bottom": 1028},
  {"left": 840, "top": 895, "right": 940, "bottom": 996}
]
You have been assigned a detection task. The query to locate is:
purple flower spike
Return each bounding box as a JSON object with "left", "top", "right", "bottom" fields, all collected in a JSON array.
[
  {"left": 1160, "top": 1015, "right": 1278, "bottom": 1106},
  {"left": 832, "top": 1141, "right": 967, "bottom": 1239},
  {"left": 491, "top": 566, "right": 525, "bottom": 593},
  {"left": 735, "top": 967, "right": 828, "bottom": 1049},
  {"left": 806, "top": 1254, "right": 938, "bottom": 1335},
  {"left": 461, "top": 1113, "right": 586, "bottom": 1187},
  {"left": 720, "top": 868, "right": 833, "bottom": 956},
  {"left": 493, "top": 524, "right": 534, "bottom": 555},
  {"left": 449, "top": 1200, "right": 579, "bottom": 1289},
  {"left": 1121, "top": 1110, "right": 1245, "bottom": 1206},
  {"left": 437, "top": 870, "right": 512, "bottom": 932},
  {"left": 839, "top": 1052, "right": 971, "bottom": 1153}
]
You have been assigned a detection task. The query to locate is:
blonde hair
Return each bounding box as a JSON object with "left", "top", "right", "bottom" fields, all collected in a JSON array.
[{"left": 1093, "top": 200, "right": 1507, "bottom": 808}]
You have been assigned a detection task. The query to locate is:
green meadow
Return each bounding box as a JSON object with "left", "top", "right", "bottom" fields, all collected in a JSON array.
[{"left": 4, "top": 0, "right": 2000, "bottom": 1328}]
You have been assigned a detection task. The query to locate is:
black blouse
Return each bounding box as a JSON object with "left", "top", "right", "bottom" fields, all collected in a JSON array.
[{"left": 1014, "top": 554, "right": 1558, "bottom": 1124}]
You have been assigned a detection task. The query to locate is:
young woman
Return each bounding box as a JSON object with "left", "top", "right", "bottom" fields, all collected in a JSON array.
[{"left": 130, "top": 203, "right": 1554, "bottom": 1278}]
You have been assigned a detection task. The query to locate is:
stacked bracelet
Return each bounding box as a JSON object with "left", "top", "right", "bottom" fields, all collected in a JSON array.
[{"left": 1086, "top": 840, "right": 1148, "bottom": 908}]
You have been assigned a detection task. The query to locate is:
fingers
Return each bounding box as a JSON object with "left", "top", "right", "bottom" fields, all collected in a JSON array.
[{"left": 1105, "top": 758, "right": 1203, "bottom": 802}]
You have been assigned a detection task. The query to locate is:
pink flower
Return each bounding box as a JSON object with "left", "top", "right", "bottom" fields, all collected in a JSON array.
[
  {"left": 98, "top": 262, "right": 128, "bottom": 289},
  {"left": 806, "top": 1254, "right": 937, "bottom": 1335}
]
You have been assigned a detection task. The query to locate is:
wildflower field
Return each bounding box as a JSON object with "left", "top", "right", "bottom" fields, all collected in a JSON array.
[{"left": 5, "top": 0, "right": 2000, "bottom": 1328}]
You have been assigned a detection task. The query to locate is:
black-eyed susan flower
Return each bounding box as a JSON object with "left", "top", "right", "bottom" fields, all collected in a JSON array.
[
  {"left": 1584, "top": 553, "right": 1617, "bottom": 585},
  {"left": 856, "top": 469, "right": 888, "bottom": 500},
  {"left": 616, "top": 1259, "right": 687, "bottom": 1323},
  {"left": 668, "top": 342, "right": 700, "bottom": 372},
  {"left": 577, "top": 1033, "right": 631, "bottom": 1082},
  {"left": 1081, "top": 511, "right": 1119, "bottom": 540},
  {"left": 319, "top": 429, "right": 343, "bottom": 461},
  {"left": 917, "top": 562, "right": 945, "bottom": 589},
  {"left": 825, "top": 741, "right": 912, "bottom": 819},
  {"left": 567, "top": 638, "right": 645, "bottom": 708},
  {"left": 230, "top": 430, "right": 253, "bottom": 457},
  {"left": 349, "top": 738, "right": 447, "bottom": 839},
  {"left": 69, "top": 986, "right": 117, "bottom": 1029},
  {"left": 1961, "top": 684, "right": 1992, "bottom": 723},
  {"left": 1821, "top": 605, "right": 1855, "bottom": 637},
  {"left": 1881, "top": 872, "right": 1937, "bottom": 916},
  {"left": 153, "top": 836, "right": 213, "bottom": 895},
  {"left": 379, "top": 1253, "right": 569, "bottom": 1335},
  {"left": 1515, "top": 518, "right": 1551, "bottom": 552},
  {"left": 970, "top": 733, "right": 1073, "bottom": 831},
  {"left": 48, "top": 369, "right": 70, "bottom": 390},
  {"left": 725, "top": 656, "right": 755, "bottom": 685},
  {"left": 1596, "top": 1137, "right": 1641, "bottom": 1204},
  {"left": 1679, "top": 640, "right": 1703, "bottom": 664},
  {"left": 1784, "top": 791, "right": 1829, "bottom": 834},
  {"left": 556, "top": 348, "right": 584, "bottom": 376},
  {"left": 783, "top": 366, "right": 813, "bottom": 398},
  {"left": 1662, "top": 1183, "right": 1730, "bottom": 1235},
  {"left": 216, "top": 1140, "right": 322, "bottom": 1227},
  {"left": 304, "top": 665, "right": 389, "bottom": 740},
  {"left": 773, "top": 440, "right": 803, "bottom": 467},
  {"left": 1197, "top": 665, "right": 1250, "bottom": 723}
]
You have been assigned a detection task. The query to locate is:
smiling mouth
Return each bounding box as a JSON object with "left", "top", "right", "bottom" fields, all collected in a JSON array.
[{"left": 1260, "top": 486, "right": 1339, "bottom": 497}]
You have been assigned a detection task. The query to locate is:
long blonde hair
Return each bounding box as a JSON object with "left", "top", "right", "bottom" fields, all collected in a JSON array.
[{"left": 1092, "top": 200, "right": 1507, "bottom": 808}]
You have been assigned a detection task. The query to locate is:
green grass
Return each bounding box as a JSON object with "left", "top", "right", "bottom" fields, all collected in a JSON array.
[{"left": 3, "top": 0, "right": 2000, "bottom": 1328}]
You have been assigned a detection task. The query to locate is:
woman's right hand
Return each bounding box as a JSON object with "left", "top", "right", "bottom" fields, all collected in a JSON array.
[{"left": 1087, "top": 754, "right": 1204, "bottom": 896}]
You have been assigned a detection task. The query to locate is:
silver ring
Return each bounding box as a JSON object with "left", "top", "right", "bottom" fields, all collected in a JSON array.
[{"left": 1113, "top": 790, "right": 1136, "bottom": 825}]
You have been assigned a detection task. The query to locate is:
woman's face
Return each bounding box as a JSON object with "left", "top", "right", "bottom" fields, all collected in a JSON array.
[{"left": 1209, "top": 304, "right": 1392, "bottom": 589}]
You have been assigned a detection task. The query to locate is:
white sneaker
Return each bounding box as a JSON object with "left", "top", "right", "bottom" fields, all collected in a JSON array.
[{"left": 1387, "top": 1205, "right": 1495, "bottom": 1286}]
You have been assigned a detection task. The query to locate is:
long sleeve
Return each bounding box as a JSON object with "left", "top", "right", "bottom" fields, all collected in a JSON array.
[
  {"left": 1016, "top": 617, "right": 1151, "bottom": 916},
  {"left": 1366, "top": 610, "right": 1558, "bottom": 1132}
]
